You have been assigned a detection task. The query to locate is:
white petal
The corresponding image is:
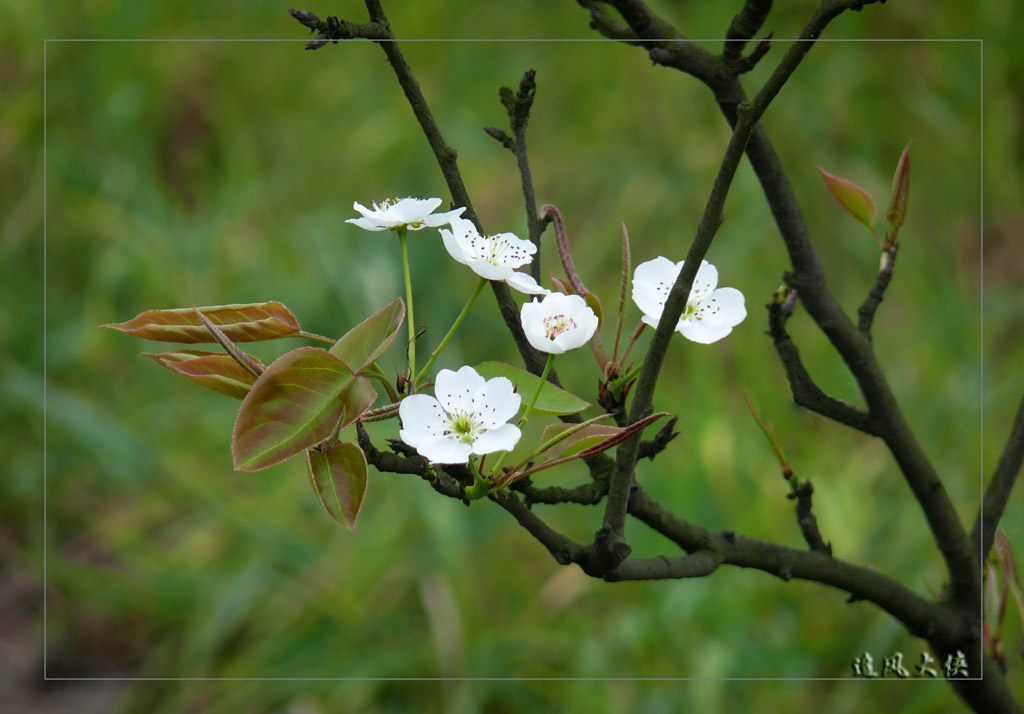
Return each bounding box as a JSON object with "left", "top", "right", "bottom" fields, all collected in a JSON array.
[
  {"left": 415, "top": 436, "right": 474, "bottom": 464},
  {"left": 504, "top": 271, "right": 550, "bottom": 295},
  {"left": 390, "top": 197, "right": 442, "bottom": 224},
  {"left": 472, "top": 423, "right": 522, "bottom": 455},
  {"left": 691, "top": 260, "right": 719, "bottom": 297},
  {"left": 440, "top": 227, "right": 471, "bottom": 265},
  {"left": 467, "top": 259, "right": 514, "bottom": 281},
  {"left": 351, "top": 201, "right": 378, "bottom": 219},
  {"left": 542, "top": 291, "right": 587, "bottom": 316},
  {"left": 399, "top": 395, "right": 448, "bottom": 447},
  {"left": 434, "top": 366, "right": 485, "bottom": 414},
  {"left": 520, "top": 298, "right": 554, "bottom": 353},
  {"left": 633, "top": 256, "right": 680, "bottom": 288},
  {"left": 678, "top": 319, "right": 734, "bottom": 344},
  {"left": 552, "top": 305, "right": 598, "bottom": 352},
  {"left": 632, "top": 256, "right": 679, "bottom": 315},
  {"left": 421, "top": 206, "right": 466, "bottom": 228},
  {"left": 490, "top": 233, "right": 537, "bottom": 269},
  {"left": 640, "top": 313, "right": 661, "bottom": 329},
  {"left": 697, "top": 287, "right": 747, "bottom": 328},
  {"left": 345, "top": 216, "right": 389, "bottom": 231},
  {"left": 471, "top": 377, "right": 520, "bottom": 428},
  {"left": 631, "top": 292, "right": 665, "bottom": 323}
]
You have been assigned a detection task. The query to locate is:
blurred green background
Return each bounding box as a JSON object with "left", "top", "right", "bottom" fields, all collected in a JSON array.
[{"left": 3, "top": 0, "right": 1022, "bottom": 712}]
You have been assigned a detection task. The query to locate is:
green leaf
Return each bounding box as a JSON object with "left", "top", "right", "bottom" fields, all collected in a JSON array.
[
  {"left": 142, "top": 349, "right": 265, "bottom": 399},
  {"left": 540, "top": 423, "right": 623, "bottom": 460},
  {"left": 818, "top": 167, "right": 877, "bottom": 232},
  {"left": 474, "top": 360, "right": 589, "bottom": 415},
  {"left": 307, "top": 442, "right": 367, "bottom": 531},
  {"left": 330, "top": 298, "right": 406, "bottom": 372},
  {"left": 887, "top": 140, "right": 912, "bottom": 233},
  {"left": 232, "top": 347, "right": 355, "bottom": 472},
  {"left": 101, "top": 302, "right": 301, "bottom": 343}
]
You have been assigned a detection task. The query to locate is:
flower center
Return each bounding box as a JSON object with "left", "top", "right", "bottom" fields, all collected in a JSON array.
[
  {"left": 445, "top": 411, "right": 481, "bottom": 444},
  {"left": 543, "top": 313, "right": 578, "bottom": 340}
]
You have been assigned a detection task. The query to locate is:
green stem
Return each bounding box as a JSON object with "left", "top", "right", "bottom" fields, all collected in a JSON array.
[
  {"left": 488, "top": 354, "right": 555, "bottom": 479},
  {"left": 520, "top": 354, "right": 554, "bottom": 428},
  {"left": 398, "top": 226, "right": 416, "bottom": 389},
  {"left": 415, "top": 276, "right": 487, "bottom": 387}
]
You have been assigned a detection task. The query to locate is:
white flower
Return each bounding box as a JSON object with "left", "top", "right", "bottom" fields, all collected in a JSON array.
[
  {"left": 439, "top": 216, "right": 549, "bottom": 295},
  {"left": 631, "top": 256, "right": 746, "bottom": 344},
  {"left": 347, "top": 197, "right": 465, "bottom": 232},
  {"left": 399, "top": 366, "right": 522, "bottom": 464},
  {"left": 520, "top": 292, "right": 599, "bottom": 354}
]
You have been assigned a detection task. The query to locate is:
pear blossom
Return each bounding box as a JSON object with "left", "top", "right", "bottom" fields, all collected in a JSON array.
[
  {"left": 631, "top": 256, "right": 746, "bottom": 344},
  {"left": 399, "top": 366, "right": 521, "bottom": 464},
  {"left": 439, "top": 216, "right": 549, "bottom": 295},
  {"left": 347, "top": 197, "right": 465, "bottom": 232},
  {"left": 520, "top": 292, "right": 599, "bottom": 354}
]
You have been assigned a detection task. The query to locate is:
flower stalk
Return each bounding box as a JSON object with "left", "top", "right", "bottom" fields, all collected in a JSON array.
[
  {"left": 397, "top": 225, "right": 416, "bottom": 388},
  {"left": 415, "top": 276, "right": 488, "bottom": 388}
]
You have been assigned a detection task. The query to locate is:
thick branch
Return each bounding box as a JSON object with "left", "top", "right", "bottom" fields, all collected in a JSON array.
[
  {"left": 971, "top": 387, "right": 1024, "bottom": 559},
  {"left": 624, "top": 488, "right": 960, "bottom": 645},
  {"left": 601, "top": 0, "right": 854, "bottom": 564},
  {"left": 578, "top": 0, "right": 977, "bottom": 611}
]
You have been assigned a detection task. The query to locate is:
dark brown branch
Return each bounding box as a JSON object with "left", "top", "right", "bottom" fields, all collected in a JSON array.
[
  {"left": 767, "top": 294, "right": 878, "bottom": 434},
  {"left": 489, "top": 490, "right": 587, "bottom": 565},
  {"left": 586, "top": 0, "right": 977, "bottom": 611},
  {"left": 971, "top": 388, "right": 1024, "bottom": 560},
  {"left": 600, "top": 0, "right": 858, "bottom": 570},
  {"left": 723, "top": 0, "right": 773, "bottom": 68},
  {"left": 578, "top": 1, "right": 642, "bottom": 44},
  {"left": 512, "top": 477, "right": 608, "bottom": 506},
  {"left": 623, "top": 487, "right": 960, "bottom": 645},
  {"left": 792, "top": 480, "right": 831, "bottom": 555},
  {"left": 606, "top": 551, "right": 722, "bottom": 580},
  {"left": 857, "top": 246, "right": 897, "bottom": 336}
]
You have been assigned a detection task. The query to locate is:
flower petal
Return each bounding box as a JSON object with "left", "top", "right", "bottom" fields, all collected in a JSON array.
[
  {"left": 489, "top": 233, "right": 536, "bottom": 269},
  {"left": 472, "top": 423, "right": 522, "bottom": 455},
  {"left": 345, "top": 216, "right": 390, "bottom": 231},
  {"left": 434, "top": 366, "right": 485, "bottom": 414},
  {"left": 414, "top": 435, "right": 474, "bottom": 464},
  {"left": 399, "top": 395, "right": 448, "bottom": 447},
  {"left": 678, "top": 319, "right": 735, "bottom": 344},
  {"left": 471, "top": 377, "right": 520, "bottom": 428},
  {"left": 390, "top": 197, "right": 443, "bottom": 224},
  {"left": 467, "top": 259, "right": 515, "bottom": 281},
  {"left": 504, "top": 271, "right": 550, "bottom": 295},
  {"left": 420, "top": 206, "right": 466, "bottom": 228},
  {"left": 440, "top": 227, "right": 471, "bottom": 265},
  {"left": 691, "top": 260, "right": 719, "bottom": 298},
  {"left": 697, "top": 286, "right": 747, "bottom": 328},
  {"left": 520, "top": 298, "right": 552, "bottom": 353}
]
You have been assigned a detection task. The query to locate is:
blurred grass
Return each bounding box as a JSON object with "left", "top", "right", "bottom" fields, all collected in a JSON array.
[{"left": 3, "top": 0, "right": 1023, "bottom": 712}]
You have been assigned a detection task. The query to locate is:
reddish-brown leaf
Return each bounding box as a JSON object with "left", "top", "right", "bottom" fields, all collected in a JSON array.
[
  {"left": 307, "top": 442, "right": 368, "bottom": 531},
  {"left": 101, "top": 302, "right": 301, "bottom": 343},
  {"left": 142, "top": 349, "right": 265, "bottom": 399},
  {"left": 232, "top": 347, "right": 354, "bottom": 472}
]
